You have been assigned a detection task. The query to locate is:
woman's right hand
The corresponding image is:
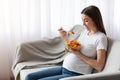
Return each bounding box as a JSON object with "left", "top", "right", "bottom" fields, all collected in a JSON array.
[{"left": 58, "top": 27, "right": 68, "bottom": 41}]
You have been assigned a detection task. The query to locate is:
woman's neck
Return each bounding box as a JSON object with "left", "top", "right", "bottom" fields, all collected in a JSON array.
[{"left": 88, "top": 27, "right": 98, "bottom": 35}]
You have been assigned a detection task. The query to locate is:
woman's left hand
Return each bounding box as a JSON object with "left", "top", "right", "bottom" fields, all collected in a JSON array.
[{"left": 70, "top": 48, "right": 81, "bottom": 55}]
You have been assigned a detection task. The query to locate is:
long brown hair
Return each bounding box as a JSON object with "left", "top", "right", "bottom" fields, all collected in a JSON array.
[{"left": 81, "top": 5, "right": 106, "bottom": 35}]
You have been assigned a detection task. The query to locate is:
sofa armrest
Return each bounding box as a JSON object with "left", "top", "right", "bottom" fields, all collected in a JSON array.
[{"left": 60, "top": 71, "right": 120, "bottom": 80}]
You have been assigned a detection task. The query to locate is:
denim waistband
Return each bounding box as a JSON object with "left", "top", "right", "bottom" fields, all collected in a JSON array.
[{"left": 62, "top": 67, "right": 83, "bottom": 76}]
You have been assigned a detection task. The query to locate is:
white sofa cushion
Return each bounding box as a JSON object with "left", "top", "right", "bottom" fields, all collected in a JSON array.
[{"left": 103, "top": 38, "right": 120, "bottom": 72}]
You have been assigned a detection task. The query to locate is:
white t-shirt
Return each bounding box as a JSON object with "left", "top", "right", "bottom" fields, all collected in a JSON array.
[{"left": 63, "top": 29, "right": 108, "bottom": 74}]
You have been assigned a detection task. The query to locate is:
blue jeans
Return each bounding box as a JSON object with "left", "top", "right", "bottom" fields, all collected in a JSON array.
[{"left": 25, "top": 66, "right": 83, "bottom": 80}]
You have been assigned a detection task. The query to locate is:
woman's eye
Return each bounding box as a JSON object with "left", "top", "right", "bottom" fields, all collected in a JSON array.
[{"left": 85, "top": 20, "right": 88, "bottom": 22}]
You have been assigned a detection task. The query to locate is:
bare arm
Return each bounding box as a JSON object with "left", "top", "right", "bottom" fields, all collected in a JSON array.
[
  {"left": 71, "top": 49, "right": 107, "bottom": 72},
  {"left": 58, "top": 27, "right": 74, "bottom": 52}
]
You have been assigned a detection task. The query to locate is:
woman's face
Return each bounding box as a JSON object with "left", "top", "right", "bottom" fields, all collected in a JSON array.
[{"left": 81, "top": 14, "right": 95, "bottom": 31}]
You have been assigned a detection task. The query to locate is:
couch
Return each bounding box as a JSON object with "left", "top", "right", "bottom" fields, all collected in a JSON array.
[{"left": 12, "top": 25, "right": 120, "bottom": 80}]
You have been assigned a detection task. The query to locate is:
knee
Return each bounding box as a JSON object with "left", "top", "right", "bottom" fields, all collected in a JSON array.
[{"left": 25, "top": 74, "right": 34, "bottom": 80}]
